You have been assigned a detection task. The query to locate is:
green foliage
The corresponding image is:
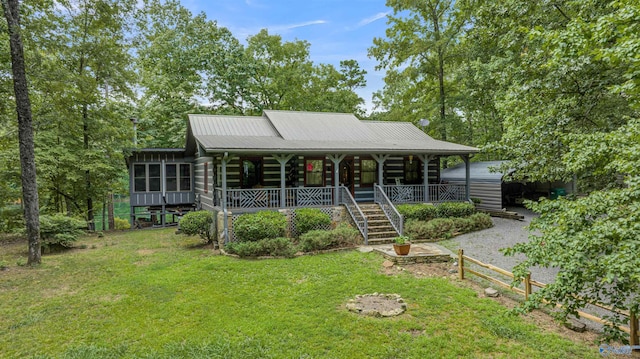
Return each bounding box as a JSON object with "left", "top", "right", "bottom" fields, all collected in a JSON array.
[
  {"left": 0, "top": 206, "right": 23, "bottom": 233},
  {"left": 233, "top": 211, "right": 287, "bottom": 242},
  {"left": 397, "top": 203, "right": 437, "bottom": 221},
  {"left": 297, "top": 223, "right": 362, "bottom": 252},
  {"left": 294, "top": 208, "right": 331, "bottom": 236},
  {"left": 39, "top": 214, "right": 86, "bottom": 249},
  {"left": 435, "top": 202, "right": 475, "bottom": 218},
  {"left": 225, "top": 237, "right": 296, "bottom": 258},
  {"left": 393, "top": 235, "right": 410, "bottom": 245},
  {"left": 113, "top": 217, "right": 130, "bottom": 230},
  {"left": 398, "top": 202, "right": 475, "bottom": 221},
  {"left": 179, "top": 211, "right": 214, "bottom": 244},
  {"left": 405, "top": 213, "right": 492, "bottom": 241}
]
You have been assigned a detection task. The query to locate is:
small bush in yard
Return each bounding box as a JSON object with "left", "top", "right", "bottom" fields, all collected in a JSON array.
[
  {"left": 233, "top": 211, "right": 287, "bottom": 242},
  {"left": 179, "top": 211, "right": 214, "bottom": 244},
  {"left": 469, "top": 212, "right": 493, "bottom": 230},
  {"left": 225, "top": 237, "right": 296, "bottom": 258},
  {"left": 436, "top": 202, "right": 475, "bottom": 218},
  {"left": 405, "top": 213, "right": 493, "bottom": 241},
  {"left": 113, "top": 217, "right": 130, "bottom": 230},
  {"left": 39, "top": 214, "right": 86, "bottom": 250},
  {"left": 295, "top": 208, "right": 331, "bottom": 235},
  {"left": 298, "top": 223, "right": 361, "bottom": 252}
]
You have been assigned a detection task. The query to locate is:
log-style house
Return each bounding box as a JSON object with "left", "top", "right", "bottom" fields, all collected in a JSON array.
[{"left": 128, "top": 110, "right": 478, "bottom": 243}]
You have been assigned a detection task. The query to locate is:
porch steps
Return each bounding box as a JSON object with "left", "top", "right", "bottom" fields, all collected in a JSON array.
[{"left": 359, "top": 204, "right": 400, "bottom": 244}]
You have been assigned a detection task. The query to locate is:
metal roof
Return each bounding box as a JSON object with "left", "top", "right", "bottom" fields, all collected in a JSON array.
[
  {"left": 186, "top": 111, "right": 478, "bottom": 155},
  {"left": 441, "top": 161, "right": 509, "bottom": 183}
]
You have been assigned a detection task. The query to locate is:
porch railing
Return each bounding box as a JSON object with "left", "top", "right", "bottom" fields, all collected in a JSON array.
[
  {"left": 217, "top": 187, "right": 282, "bottom": 210},
  {"left": 374, "top": 184, "right": 403, "bottom": 236},
  {"left": 381, "top": 184, "right": 467, "bottom": 204},
  {"left": 285, "top": 187, "right": 333, "bottom": 207},
  {"left": 215, "top": 186, "right": 334, "bottom": 210},
  {"left": 338, "top": 186, "right": 368, "bottom": 244}
]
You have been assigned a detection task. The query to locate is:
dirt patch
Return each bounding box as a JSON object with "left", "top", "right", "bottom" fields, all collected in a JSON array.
[
  {"left": 384, "top": 261, "right": 603, "bottom": 346},
  {"left": 346, "top": 293, "right": 407, "bottom": 317}
]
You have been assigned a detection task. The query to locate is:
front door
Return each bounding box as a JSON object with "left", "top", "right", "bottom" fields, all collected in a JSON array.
[{"left": 339, "top": 157, "right": 355, "bottom": 196}]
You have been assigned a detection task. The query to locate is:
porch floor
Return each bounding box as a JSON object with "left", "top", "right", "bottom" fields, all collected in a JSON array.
[{"left": 371, "top": 243, "right": 453, "bottom": 265}]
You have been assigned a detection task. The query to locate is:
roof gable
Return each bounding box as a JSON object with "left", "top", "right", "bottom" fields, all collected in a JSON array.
[{"left": 263, "top": 110, "right": 376, "bottom": 141}]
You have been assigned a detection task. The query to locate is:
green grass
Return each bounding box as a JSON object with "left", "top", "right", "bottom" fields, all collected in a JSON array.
[{"left": 0, "top": 230, "right": 600, "bottom": 358}]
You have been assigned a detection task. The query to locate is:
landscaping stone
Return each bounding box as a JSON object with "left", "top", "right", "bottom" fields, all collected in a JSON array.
[
  {"left": 358, "top": 246, "right": 374, "bottom": 253},
  {"left": 382, "top": 260, "right": 394, "bottom": 268},
  {"left": 484, "top": 287, "right": 499, "bottom": 297},
  {"left": 564, "top": 318, "right": 587, "bottom": 332}
]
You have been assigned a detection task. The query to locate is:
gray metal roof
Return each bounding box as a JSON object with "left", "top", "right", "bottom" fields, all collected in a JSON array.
[
  {"left": 441, "top": 161, "right": 509, "bottom": 183},
  {"left": 187, "top": 111, "right": 478, "bottom": 155}
]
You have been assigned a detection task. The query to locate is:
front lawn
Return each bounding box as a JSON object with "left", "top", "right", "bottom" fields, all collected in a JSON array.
[{"left": 0, "top": 229, "right": 599, "bottom": 358}]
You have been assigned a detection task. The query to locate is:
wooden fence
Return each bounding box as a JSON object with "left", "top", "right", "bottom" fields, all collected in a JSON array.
[{"left": 457, "top": 249, "right": 639, "bottom": 347}]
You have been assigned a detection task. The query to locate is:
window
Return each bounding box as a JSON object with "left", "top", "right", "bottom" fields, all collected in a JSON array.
[
  {"left": 241, "top": 157, "right": 263, "bottom": 188},
  {"left": 134, "top": 164, "right": 146, "bottom": 192},
  {"left": 403, "top": 156, "right": 422, "bottom": 185},
  {"left": 165, "top": 163, "right": 191, "bottom": 192},
  {"left": 204, "top": 162, "right": 208, "bottom": 193},
  {"left": 181, "top": 164, "right": 191, "bottom": 191},
  {"left": 148, "top": 164, "right": 161, "bottom": 191},
  {"left": 360, "top": 158, "right": 377, "bottom": 186},
  {"left": 166, "top": 164, "right": 177, "bottom": 191},
  {"left": 305, "top": 158, "right": 324, "bottom": 186}
]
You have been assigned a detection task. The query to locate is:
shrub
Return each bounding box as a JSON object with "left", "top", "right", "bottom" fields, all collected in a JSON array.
[
  {"left": 113, "top": 217, "right": 130, "bottom": 230},
  {"left": 436, "top": 202, "right": 475, "bottom": 218},
  {"left": 397, "top": 203, "right": 437, "bottom": 221},
  {"left": 233, "top": 211, "right": 287, "bottom": 242},
  {"left": 39, "top": 214, "right": 86, "bottom": 249},
  {"left": 179, "top": 211, "right": 214, "bottom": 244},
  {"left": 453, "top": 217, "right": 476, "bottom": 233},
  {"left": 469, "top": 212, "right": 493, "bottom": 230},
  {"left": 0, "top": 207, "right": 24, "bottom": 233},
  {"left": 298, "top": 223, "right": 361, "bottom": 252},
  {"left": 405, "top": 218, "right": 455, "bottom": 241},
  {"left": 225, "top": 237, "right": 296, "bottom": 258},
  {"left": 298, "top": 230, "right": 334, "bottom": 252},
  {"left": 294, "top": 208, "right": 331, "bottom": 235}
]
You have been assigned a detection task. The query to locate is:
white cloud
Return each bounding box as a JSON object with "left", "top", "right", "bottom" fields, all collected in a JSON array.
[
  {"left": 358, "top": 12, "right": 389, "bottom": 27},
  {"left": 269, "top": 20, "right": 328, "bottom": 33}
]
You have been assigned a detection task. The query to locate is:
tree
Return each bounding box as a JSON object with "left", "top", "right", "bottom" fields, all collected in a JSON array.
[
  {"left": 369, "top": 0, "right": 467, "bottom": 144},
  {"left": 29, "top": 0, "right": 136, "bottom": 228},
  {"left": 477, "top": 0, "right": 640, "bottom": 341},
  {"left": 2, "top": 0, "right": 41, "bottom": 264}
]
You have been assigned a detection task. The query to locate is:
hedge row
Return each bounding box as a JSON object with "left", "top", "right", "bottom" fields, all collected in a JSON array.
[
  {"left": 397, "top": 202, "right": 476, "bottom": 221},
  {"left": 225, "top": 223, "right": 362, "bottom": 258},
  {"left": 404, "top": 213, "right": 493, "bottom": 241}
]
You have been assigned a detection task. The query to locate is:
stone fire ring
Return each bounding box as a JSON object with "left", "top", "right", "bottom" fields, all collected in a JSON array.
[{"left": 346, "top": 293, "right": 407, "bottom": 317}]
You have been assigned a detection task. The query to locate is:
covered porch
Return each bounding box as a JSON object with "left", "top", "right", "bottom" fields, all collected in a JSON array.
[{"left": 211, "top": 153, "right": 472, "bottom": 212}]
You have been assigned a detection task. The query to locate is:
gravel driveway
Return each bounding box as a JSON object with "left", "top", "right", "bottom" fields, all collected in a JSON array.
[
  {"left": 440, "top": 207, "right": 559, "bottom": 286},
  {"left": 440, "top": 207, "right": 611, "bottom": 333}
]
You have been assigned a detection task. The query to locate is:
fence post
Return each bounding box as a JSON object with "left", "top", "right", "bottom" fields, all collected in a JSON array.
[
  {"left": 524, "top": 273, "right": 532, "bottom": 301},
  {"left": 458, "top": 249, "right": 464, "bottom": 280},
  {"left": 631, "top": 311, "right": 639, "bottom": 351}
]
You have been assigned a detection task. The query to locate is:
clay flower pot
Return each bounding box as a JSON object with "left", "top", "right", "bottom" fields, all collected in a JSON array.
[{"left": 393, "top": 243, "right": 411, "bottom": 256}]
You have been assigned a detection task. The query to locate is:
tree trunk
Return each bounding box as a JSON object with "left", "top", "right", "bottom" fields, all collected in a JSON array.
[
  {"left": 82, "top": 104, "right": 95, "bottom": 231},
  {"left": 2, "top": 0, "right": 41, "bottom": 265},
  {"left": 107, "top": 193, "right": 115, "bottom": 230}
]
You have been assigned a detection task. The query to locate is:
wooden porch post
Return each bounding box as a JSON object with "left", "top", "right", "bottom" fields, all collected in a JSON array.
[
  {"left": 274, "top": 154, "right": 294, "bottom": 208},
  {"left": 419, "top": 155, "right": 434, "bottom": 203},
  {"left": 221, "top": 152, "right": 230, "bottom": 243},
  {"left": 371, "top": 154, "right": 389, "bottom": 186},
  {"left": 328, "top": 154, "right": 346, "bottom": 205},
  {"left": 461, "top": 155, "right": 471, "bottom": 201}
]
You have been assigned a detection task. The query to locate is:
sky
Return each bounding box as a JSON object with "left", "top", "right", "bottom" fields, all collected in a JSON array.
[{"left": 181, "top": 0, "right": 392, "bottom": 114}]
